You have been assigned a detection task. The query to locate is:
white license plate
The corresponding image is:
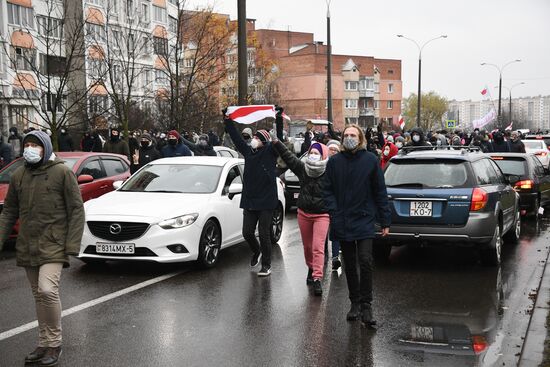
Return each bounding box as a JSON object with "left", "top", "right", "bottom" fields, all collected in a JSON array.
[
  {"left": 96, "top": 243, "right": 135, "bottom": 254},
  {"left": 410, "top": 201, "right": 432, "bottom": 217},
  {"left": 293, "top": 193, "right": 299, "bottom": 199},
  {"left": 411, "top": 325, "right": 434, "bottom": 342}
]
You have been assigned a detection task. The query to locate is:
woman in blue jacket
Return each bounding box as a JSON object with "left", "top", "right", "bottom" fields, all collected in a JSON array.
[{"left": 323, "top": 124, "right": 391, "bottom": 327}]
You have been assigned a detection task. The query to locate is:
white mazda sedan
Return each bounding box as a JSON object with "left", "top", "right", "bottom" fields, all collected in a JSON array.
[{"left": 78, "top": 157, "right": 285, "bottom": 268}]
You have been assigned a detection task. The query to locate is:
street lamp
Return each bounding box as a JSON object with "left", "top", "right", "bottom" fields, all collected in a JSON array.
[
  {"left": 481, "top": 59, "right": 521, "bottom": 127},
  {"left": 495, "top": 82, "right": 525, "bottom": 127},
  {"left": 326, "top": 0, "right": 333, "bottom": 124},
  {"left": 397, "top": 34, "right": 447, "bottom": 127}
]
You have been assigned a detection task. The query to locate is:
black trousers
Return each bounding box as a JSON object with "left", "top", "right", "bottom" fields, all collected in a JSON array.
[
  {"left": 340, "top": 239, "right": 373, "bottom": 305},
  {"left": 243, "top": 209, "right": 273, "bottom": 267}
]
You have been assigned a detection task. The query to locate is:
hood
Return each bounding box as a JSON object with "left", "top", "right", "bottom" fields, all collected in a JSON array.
[
  {"left": 23, "top": 130, "right": 53, "bottom": 165},
  {"left": 85, "top": 191, "right": 211, "bottom": 222},
  {"left": 382, "top": 142, "right": 398, "bottom": 162}
]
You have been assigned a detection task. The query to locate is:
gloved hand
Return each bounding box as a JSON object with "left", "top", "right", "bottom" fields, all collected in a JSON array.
[
  {"left": 275, "top": 105, "right": 284, "bottom": 116},
  {"left": 269, "top": 129, "right": 279, "bottom": 142},
  {"left": 222, "top": 108, "right": 228, "bottom": 116}
]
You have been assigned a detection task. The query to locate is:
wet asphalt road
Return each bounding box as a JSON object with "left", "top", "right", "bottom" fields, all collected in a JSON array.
[{"left": 1, "top": 211, "right": 549, "bottom": 367}]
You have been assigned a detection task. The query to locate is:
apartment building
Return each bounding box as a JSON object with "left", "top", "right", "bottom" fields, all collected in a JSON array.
[{"left": 447, "top": 95, "right": 550, "bottom": 131}]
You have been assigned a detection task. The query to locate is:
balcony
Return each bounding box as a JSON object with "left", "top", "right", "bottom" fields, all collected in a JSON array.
[
  {"left": 359, "top": 108, "right": 375, "bottom": 117},
  {"left": 359, "top": 89, "right": 375, "bottom": 98}
]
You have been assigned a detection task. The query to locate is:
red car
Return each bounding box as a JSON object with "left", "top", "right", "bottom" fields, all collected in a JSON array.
[{"left": 0, "top": 152, "right": 130, "bottom": 239}]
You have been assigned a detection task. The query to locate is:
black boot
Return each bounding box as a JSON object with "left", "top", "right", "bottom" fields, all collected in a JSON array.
[
  {"left": 346, "top": 303, "right": 361, "bottom": 321},
  {"left": 25, "top": 347, "right": 47, "bottom": 364},
  {"left": 361, "top": 303, "right": 377, "bottom": 329},
  {"left": 313, "top": 280, "right": 323, "bottom": 296},
  {"left": 306, "top": 268, "right": 314, "bottom": 285},
  {"left": 40, "top": 346, "right": 62, "bottom": 366}
]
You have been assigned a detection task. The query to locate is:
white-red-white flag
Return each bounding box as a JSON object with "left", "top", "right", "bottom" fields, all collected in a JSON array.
[
  {"left": 398, "top": 115, "right": 405, "bottom": 130},
  {"left": 224, "top": 105, "right": 276, "bottom": 124},
  {"left": 505, "top": 121, "right": 513, "bottom": 131},
  {"left": 282, "top": 112, "right": 291, "bottom": 122}
]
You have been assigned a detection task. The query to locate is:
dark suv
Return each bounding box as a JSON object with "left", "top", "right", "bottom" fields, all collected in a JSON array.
[{"left": 376, "top": 147, "right": 520, "bottom": 266}]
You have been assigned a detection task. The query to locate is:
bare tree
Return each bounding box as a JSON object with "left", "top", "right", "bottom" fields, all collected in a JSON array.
[{"left": 4, "top": 0, "right": 95, "bottom": 149}]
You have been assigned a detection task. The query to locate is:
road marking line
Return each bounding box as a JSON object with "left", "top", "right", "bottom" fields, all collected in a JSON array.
[{"left": 0, "top": 271, "right": 183, "bottom": 342}]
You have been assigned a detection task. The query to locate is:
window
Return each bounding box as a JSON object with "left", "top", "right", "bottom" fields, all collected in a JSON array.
[
  {"left": 79, "top": 159, "right": 106, "bottom": 179},
  {"left": 184, "top": 58, "right": 194, "bottom": 68},
  {"left": 128, "top": 33, "right": 135, "bottom": 50},
  {"left": 472, "top": 160, "right": 491, "bottom": 185},
  {"left": 37, "top": 17, "right": 63, "bottom": 39},
  {"left": 153, "top": 5, "right": 166, "bottom": 22},
  {"left": 345, "top": 99, "right": 357, "bottom": 109},
  {"left": 111, "top": 29, "right": 121, "bottom": 48},
  {"left": 168, "top": 0, "right": 177, "bottom": 5},
  {"left": 374, "top": 100, "right": 379, "bottom": 109},
  {"left": 126, "top": 0, "right": 135, "bottom": 19},
  {"left": 153, "top": 36, "right": 167, "bottom": 55},
  {"left": 86, "top": 23, "right": 106, "bottom": 40},
  {"left": 109, "top": 0, "right": 119, "bottom": 16},
  {"left": 155, "top": 69, "right": 168, "bottom": 84},
  {"left": 387, "top": 100, "right": 393, "bottom": 109},
  {"left": 13, "top": 47, "right": 36, "bottom": 71},
  {"left": 223, "top": 166, "right": 242, "bottom": 194},
  {"left": 140, "top": 3, "right": 150, "bottom": 22},
  {"left": 385, "top": 160, "right": 470, "bottom": 188},
  {"left": 142, "top": 68, "right": 152, "bottom": 88},
  {"left": 89, "top": 95, "right": 109, "bottom": 115},
  {"left": 102, "top": 158, "right": 127, "bottom": 176},
  {"left": 87, "top": 0, "right": 104, "bottom": 7},
  {"left": 345, "top": 81, "right": 358, "bottom": 91},
  {"left": 40, "top": 54, "right": 67, "bottom": 76},
  {"left": 360, "top": 79, "right": 374, "bottom": 90},
  {"left": 388, "top": 69, "right": 394, "bottom": 74},
  {"left": 141, "top": 35, "right": 151, "bottom": 53},
  {"left": 168, "top": 16, "right": 177, "bottom": 33},
  {"left": 228, "top": 71, "right": 236, "bottom": 80},
  {"left": 487, "top": 160, "right": 505, "bottom": 184},
  {"left": 88, "top": 58, "right": 105, "bottom": 79},
  {"left": 388, "top": 83, "right": 394, "bottom": 93},
  {"left": 41, "top": 92, "right": 66, "bottom": 113},
  {"left": 345, "top": 117, "right": 358, "bottom": 124},
  {"left": 374, "top": 82, "right": 379, "bottom": 92},
  {"left": 7, "top": 4, "right": 34, "bottom": 29}
]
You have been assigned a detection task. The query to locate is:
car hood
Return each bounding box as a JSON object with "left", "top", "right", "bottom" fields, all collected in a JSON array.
[{"left": 84, "top": 191, "right": 212, "bottom": 222}]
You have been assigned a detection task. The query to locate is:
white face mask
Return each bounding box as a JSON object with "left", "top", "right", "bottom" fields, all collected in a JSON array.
[
  {"left": 396, "top": 142, "right": 403, "bottom": 148},
  {"left": 308, "top": 154, "right": 321, "bottom": 162},
  {"left": 412, "top": 135, "right": 420, "bottom": 142},
  {"left": 383, "top": 149, "right": 390, "bottom": 156},
  {"left": 250, "top": 138, "right": 260, "bottom": 149},
  {"left": 23, "top": 146, "right": 43, "bottom": 164}
]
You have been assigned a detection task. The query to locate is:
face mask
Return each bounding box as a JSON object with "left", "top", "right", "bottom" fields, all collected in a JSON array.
[
  {"left": 383, "top": 149, "right": 390, "bottom": 156},
  {"left": 199, "top": 140, "right": 208, "bottom": 147},
  {"left": 308, "top": 154, "right": 321, "bottom": 162},
  {"left": 436, "top": 139, "right": 442, "bottom": 146},
  {"left": 343, "top": 137, "right": 359, "bottom": 151},
  {"left": 140, "top": 141, "right": 149, "bottom": 148},
  {"left": 168, "top": 139, "right": 177, "bottom": 146},
  {"left": 23, "top": 146, "right": 42, "bottom": 164},
  {"left": 412, "top": 135, "right": 420, "bottom": 142},
  {"left": 111, "top": 134, "right": 119, "bottom": 142},
  {"left": 396, "top": 142, "right": 403, "bottom": 148},
  {"left": 10, "top": 131, "right": 14, "bottom": 136},
  {"left": 250, "top": 139, "right": 260, "bottom": 149}
]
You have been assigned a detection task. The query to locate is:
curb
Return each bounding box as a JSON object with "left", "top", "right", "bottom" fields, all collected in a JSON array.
[{"left": 519, "top": 245, "right": 550, "bottom": 366}]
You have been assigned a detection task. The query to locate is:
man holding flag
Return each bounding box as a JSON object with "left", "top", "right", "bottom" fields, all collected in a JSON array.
[{"left": 223, "top": 105, "right": 284, "bottom": 277}]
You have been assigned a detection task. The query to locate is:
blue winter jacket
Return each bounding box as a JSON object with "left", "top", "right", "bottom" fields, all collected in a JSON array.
[
  {"left": 323, "top": 149, "right": 391, "bottom": 241},
  {"left": 224, "top": 120, "right": 278, "bottom": 211},
  {"left": 161, "top": 143, "right": 192, "bottom": 158}
]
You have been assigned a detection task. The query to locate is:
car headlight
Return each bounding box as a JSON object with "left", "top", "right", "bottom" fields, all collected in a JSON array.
[{"left": 158, "top": 213, "right": 199, "bottom": 229}]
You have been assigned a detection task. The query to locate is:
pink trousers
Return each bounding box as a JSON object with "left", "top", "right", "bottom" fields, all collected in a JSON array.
[{"left": 297, "top": 209, "right": 330, "bottom": 280}]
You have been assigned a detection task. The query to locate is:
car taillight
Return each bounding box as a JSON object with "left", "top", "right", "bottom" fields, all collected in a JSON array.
[
  {"left": 472, "top": 335, "right": 488, "bottom": 354},
  {"left": 514, "top": 180, "right": 534, "bottom": 190},
  {"left": 536, "top": 152, "right": 548, "bottom": 157},
  {"left": 470, "top": 188, "right": 488, "bottom": 211}
]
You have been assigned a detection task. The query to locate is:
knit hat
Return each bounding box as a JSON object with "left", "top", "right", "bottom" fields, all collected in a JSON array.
[
  {"left": 395, "top": 136, "right": 405, "bottom": 143},
  {"left": 23, "top": 130, "right": 53, "bottom": 165},
  {"left": 309, "top": 142, "right": 329, "bottom": 160},
  {"left": 199, "top": 134, "right": 209, "bottom": 142},
  {"left": 326, "top": 139, "right": 341, "bottom": 149},
  {"left": 242, "top": 128, "right": 253, "bottom": 137},
  {"left": 254, "top": 129, "right": 271, "bottom": 144},
  {"left": 140, "top": 132, "right": 153, "bottom": 142},
  {"left": 168, "top": 130, "right": 181, "bottom": 140}
]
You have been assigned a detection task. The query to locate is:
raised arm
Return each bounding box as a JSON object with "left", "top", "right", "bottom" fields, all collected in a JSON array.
[
  {"left": 273, "top": 141, "right": 305, "bottom": 180},
  {"left": 223, "top": 114, "right": 250, "bottom": 156}
]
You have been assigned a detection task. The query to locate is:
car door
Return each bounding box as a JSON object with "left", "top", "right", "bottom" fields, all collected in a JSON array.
[
  {"left": 486, "top": 159, "right": 516, "bottom": 230},
  {"left": 531, "top": 156, "right": 550, "bottom": 205},
  {"left": 76, "top": 157, "right": 108, "bottom": 201},
  {"left": 218, "top": 165, "right": 244, "bottom": 246},
  {"left": 100, "top": 156, "right": 131, "bottom": 194}
]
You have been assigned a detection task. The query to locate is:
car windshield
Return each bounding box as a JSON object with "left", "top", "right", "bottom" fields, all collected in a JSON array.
[
  {"left": 385, "top": 160, "right": 469, "bottom": 188},
  {"left": 524, "top": 140, "right": 545, "bottom": 149},
  {"left": 120, "top": 164, "right": 222, "bottom": 193},
  {"left": 492, "top": 158, "right": 527, "bottom": 176},
  {"left": 0, "top": 158, "right": 78, "bottom": 184}
]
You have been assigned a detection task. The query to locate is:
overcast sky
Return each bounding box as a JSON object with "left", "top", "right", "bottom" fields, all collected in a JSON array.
[{"left": 190, "top": 0, "right": 550, "bottom": 102}]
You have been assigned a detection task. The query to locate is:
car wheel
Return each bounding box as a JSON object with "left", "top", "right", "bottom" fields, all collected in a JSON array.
[
  {"left": 480, "top": 225, "right": 502, "bottom": 266},
  {"left": 198, "top": 219, "right": 221, "bottom": 268},
  {"left": 504, "top": 211, "right": 521, "bottom": 243},
  {"left": 270, "top": 203, "right": 284, "bottom": 244},
  {"left": 373, "top": 241, "right": 392, "bottom": 264}
]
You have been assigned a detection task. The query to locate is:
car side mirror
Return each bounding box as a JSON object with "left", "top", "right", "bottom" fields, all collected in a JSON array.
[
  {"left": 113, "top": 180, "right": 124, "bottom": 190},
  {"left": 78, "top": 174, "right": 94, "bottom": 184},
  {"left": 228, "top": 183, "right": 243, "bottom": 200},
  {"left": 506, "top": 174, "right": 521, "bottom": 185}
]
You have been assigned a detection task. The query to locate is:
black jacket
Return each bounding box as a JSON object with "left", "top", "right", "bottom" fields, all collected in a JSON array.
[
  {"left": 323, "top": 149, "right": 391, "bottom": 241},
  {"left": 58, "top": 132, "right": 74, "bottom": 151},
  {"left": 225, "top": 120, "right": 278, "bottom": 211},
  {"left": 0, "top": 141, "right": 13, "bottom": 169},
  {"left": 274, "top": 141, "right": 327, "bottom": 214},
  {"left": 491, "top": 140, "right": 511, "bottom": 153},
  {"left": 510, "top": 139, "right": 526, "bottom": 153},
  {"left": 130, "top": 145, "right": 161, "bottom": 174}
]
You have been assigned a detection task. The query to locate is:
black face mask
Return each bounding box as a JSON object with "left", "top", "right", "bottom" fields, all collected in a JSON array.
[
  {"left": 111, "top": 134, "right": 119, "bottom": 142},
  {"left": 168, "top": 139, "right": 177, "bottom": 146},
  {"left": 140, "top": 141, "right": 149, "bottom": 148}
]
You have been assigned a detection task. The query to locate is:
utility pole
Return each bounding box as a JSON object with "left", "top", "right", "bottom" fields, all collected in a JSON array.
[
  {"left": 237, "top": 0, "right": 247, "bottom": 106},
  {"left": 326, "top": 1, "right": 333, "bottom": 123}
]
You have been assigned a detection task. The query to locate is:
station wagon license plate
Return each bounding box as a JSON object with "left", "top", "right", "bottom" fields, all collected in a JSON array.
[
  {"left": 411, "top": 325, "right": 434, "bottom": 342},
  {"left": 410, "top": 201, "right": 432, "bottom": 217},
  {"left": 96, "top": 243, "right": 135, "bottom": 254},
  {"left": 294, "top": 193, "right": 299, "bottom": 199}
]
